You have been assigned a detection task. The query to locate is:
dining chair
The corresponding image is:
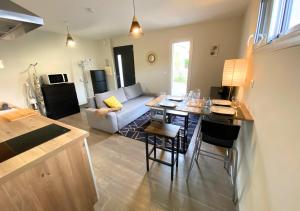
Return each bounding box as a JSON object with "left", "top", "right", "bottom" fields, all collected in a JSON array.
[
  {"left": 186, "top": 118, "right": 240, "bottom": 203},
  {"left": 166, "top": 110, "right": 189, "bottom": 153},
  {"left": 150, "top": 107, "right": 165, "bottom": 123}
]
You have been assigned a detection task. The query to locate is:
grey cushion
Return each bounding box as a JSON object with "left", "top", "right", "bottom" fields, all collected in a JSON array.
[
  {"left": 95, "top": 88, "right": 128, "bottom": 108},
  {"left": 116, "top": 96, "right": 153, "bottom": 129},
  {"left": 123, "top": 83, "right": 143, "bottom": 100},
  {"left": 85, "top": 108, "right": 118, "bottom": 133}
]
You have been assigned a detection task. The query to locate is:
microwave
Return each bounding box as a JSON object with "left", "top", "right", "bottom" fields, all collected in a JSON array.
[{"left": 41, "top": 74, "right": 69, "bottom": 85}]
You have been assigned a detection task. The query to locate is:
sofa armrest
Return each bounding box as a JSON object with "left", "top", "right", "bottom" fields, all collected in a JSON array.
[
  {"left": 87, "top": 97, "right": 96, "bottom": 108},
  {"left": 85, "top": 108, "right": 118, "bottom": 133}
]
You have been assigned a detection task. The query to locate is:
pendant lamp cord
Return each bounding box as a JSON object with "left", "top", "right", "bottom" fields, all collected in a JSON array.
[{"left": 133, "top": 0, "right": 136, "bottom": 16}]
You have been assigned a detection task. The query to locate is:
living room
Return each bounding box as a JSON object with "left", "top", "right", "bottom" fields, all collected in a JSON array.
[{"left": 0, "top": 0, "right": 300, "bottom": 211}]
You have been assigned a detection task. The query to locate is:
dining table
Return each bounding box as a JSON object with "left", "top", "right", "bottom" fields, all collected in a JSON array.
[{"left": 145, "top": 95, "right": 254, "bottom": 122}]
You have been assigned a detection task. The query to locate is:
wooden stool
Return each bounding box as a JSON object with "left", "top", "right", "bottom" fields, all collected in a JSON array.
[
  {"left": 166, "top": 110, "right": 189, "bottom": 153},
  {"left": 144, "top": 122, "right": 181, "bottom": 181}
]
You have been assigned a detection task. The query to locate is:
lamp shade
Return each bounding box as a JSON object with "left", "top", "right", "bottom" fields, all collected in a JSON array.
[
  {"left": 0, "top": 60, "right": 4, "bottom": 69},
  {"left": 222, "top": 59, "right": 247, "bottom": 87},
  {"left": 66, "top": 33, "right": 75, "bottom": 47},
  {"left": 129, "top": 16, "right": 143, "bottom": 37}
]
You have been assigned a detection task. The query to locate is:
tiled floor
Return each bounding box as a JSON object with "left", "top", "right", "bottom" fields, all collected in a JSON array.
[{"left": 60, "top": 109, "right": 236, "bottom": 211}]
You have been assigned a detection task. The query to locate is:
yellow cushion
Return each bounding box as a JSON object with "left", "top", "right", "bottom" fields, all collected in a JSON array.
[{"left": 103, "top": 96, "right": 123, "bottom": 109}]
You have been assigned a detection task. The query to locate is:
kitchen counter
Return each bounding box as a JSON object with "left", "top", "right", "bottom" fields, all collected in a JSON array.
[{"left": 0, "top": 112, "right": 98, "bottom": 211}]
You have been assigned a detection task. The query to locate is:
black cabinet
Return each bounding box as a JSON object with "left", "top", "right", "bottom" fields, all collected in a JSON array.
[
  {"left": 210, "top": 86, "right": 236, "bottom": 100},
  {"left": 41, "top": 83, "right": 80, "bottom": 119},
  {"left": 90, "top": 70, "right": 108, "bottom": 94}
]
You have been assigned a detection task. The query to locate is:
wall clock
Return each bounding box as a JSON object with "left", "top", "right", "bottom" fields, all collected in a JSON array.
[{"left": 146, "top": 52, "right": 157, "bottom": 64}]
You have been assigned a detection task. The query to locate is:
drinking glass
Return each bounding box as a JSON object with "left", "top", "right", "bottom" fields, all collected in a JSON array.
[
  {"left": 195, "top": 89, "right": 201, "bottom": 99},
  {"left": 207, "top": 97, "right": 212, "bottom": 108},
  {"left": 203, "top": 97, "right": 212, "bottom": 108},
  {"left": 160, "top": 92, "right": 166, "bottom": 96},
  {"left": 188, "top": 90, "right": 194, "bottom": 102},
  {"left": 231, "top": 96, "right": 239, "bottom": 109},
  {"left": 183, "top": 92, "right": 189, "bottom": 103}
]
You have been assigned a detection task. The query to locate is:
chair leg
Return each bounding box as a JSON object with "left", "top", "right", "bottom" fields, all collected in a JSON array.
[
  {"left": 224, "top": 149, "right": 228, "bottom": 168},
  {"left": 171, "top": 138, "right": 175, "bottom": 181},
  {"left": 154, "top": 135, "right": 157, "bottom": 159},
  {"left": 195, "top": 138, "right": 203, "bottom": 162},
  {"left": 224, "top": 149, "right": 231, "bottom": 175},
  {"left": 228, "top": 149, "right": 233, "bottom": 174},
  {"left": 186, "top": 136, "right": 200, "bottom": 181},
  {"left": 167, "top": 114, "right": 172, "bottom": 123},
  {"left": 176, "top": 134, "right": 179, "bottom": 167},
  {"left": 145, "top": 133, "right": 149, "bottom": 171},
  {"left": 193, "top": 123, "right": 202, "bottom": 161},
  {"left": 184, "top": 116, "right": 188, "bottom": 152},
  {"left": 232, "top": 146, "right": 239, "bottom": 203}
]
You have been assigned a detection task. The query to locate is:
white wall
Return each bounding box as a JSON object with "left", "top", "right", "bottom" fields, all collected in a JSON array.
[
  {"left": 0, "top": 30, "right": 102, "bottom": 107},
  {"left": 236, "top": 0, "right": 300, "bottom": 210},
  {"left": 111, "top": 17, "right": 243, "bottom": 96},
  {"left": 96, "top": 39, "right": 117, "bottom": 91},
  {"left": 0, "top": 17, "right": 243, "bottom": 108}
]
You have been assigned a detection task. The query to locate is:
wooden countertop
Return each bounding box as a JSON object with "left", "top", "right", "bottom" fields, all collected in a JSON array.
[{"left": 0, "top": 114, "right": 88, "bottom": 183}]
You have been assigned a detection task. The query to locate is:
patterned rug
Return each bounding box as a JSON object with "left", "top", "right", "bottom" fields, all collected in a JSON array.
[{"left": 118, "top": 111, "right": 199, "bottom": 153}]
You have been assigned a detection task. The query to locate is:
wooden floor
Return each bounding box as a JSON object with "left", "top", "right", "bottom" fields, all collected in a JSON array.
[{"left": 60, "top": 109, "right": 236, "bottom": 211}]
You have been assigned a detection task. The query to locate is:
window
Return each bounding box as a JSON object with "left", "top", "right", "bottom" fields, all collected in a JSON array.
[
  {"left": 287, "top": 0, "right": 300, "bottom": 28},
  {"left": 117, "top": 54, "right": 125, "bottom": 87},
  {"left": 255, "top": 0, "right": 300, "bottom": 45}
]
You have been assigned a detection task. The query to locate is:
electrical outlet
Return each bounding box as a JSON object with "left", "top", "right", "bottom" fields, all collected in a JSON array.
[{"left": 250, "top": 80, "right": 255, "bottom": 88}]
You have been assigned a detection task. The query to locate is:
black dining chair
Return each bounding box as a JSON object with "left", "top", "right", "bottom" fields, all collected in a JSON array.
[{"left": 186, "top": 118, "right": 240, "bottom": 203}]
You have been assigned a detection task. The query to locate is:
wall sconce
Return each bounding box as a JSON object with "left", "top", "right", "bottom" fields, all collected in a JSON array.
[{"left": 0, "top": 60, "right": 4, "bottom": 69}]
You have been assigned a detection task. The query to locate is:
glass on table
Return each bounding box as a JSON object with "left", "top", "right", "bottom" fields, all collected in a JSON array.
[
  {"left": 231, "top": 96, "right": 240, "bottom": 109},
  {"left": 194, "top": 89, "right": 201, "bottom": 99},
  {"left": 160, "top": 92, "right": 167, "bottom": 96},
  {"left": 183, "top": 92, "right": 189, "bottom": 103},
  {"left": 203, "top": 97, "right": 212, "bottom": 108},
  {"left": 186, "top": 90, "right": 193, "bottom": 103}
]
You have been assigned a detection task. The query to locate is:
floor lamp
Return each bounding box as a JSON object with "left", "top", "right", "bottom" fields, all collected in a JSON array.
[{"left": 222, "top": 59, "right": 247, "bottom": 100}]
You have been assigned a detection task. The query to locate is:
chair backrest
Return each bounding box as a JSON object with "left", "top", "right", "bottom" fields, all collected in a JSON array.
[{"left": 201, "top": 119, "right": 240, "bottom": 148}]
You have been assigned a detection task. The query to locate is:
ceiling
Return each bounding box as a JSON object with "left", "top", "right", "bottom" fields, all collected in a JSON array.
[{"left": 12, "top": 0, "right": 249, "bottom": 39}]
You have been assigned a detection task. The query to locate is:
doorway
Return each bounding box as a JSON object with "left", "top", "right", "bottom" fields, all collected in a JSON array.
[
  {"left": 171, "top": 41, "right": 191, "bottom": 96},
  {"left": 113, "top": 45, "right": 136, "bottom": 88}
]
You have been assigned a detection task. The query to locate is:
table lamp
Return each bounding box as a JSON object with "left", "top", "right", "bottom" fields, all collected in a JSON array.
[{"left": 222, "top": 59, "right": 247, "bottom": 100}]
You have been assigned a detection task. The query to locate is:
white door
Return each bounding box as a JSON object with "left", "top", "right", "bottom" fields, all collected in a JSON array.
[{"left": 171, "top": 41, "right": 191, "bottom": 96}]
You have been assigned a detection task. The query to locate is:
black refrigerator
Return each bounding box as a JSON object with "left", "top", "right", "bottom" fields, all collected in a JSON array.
[{"left": 90, "top": 70, "right": 108, "bottom": 94}]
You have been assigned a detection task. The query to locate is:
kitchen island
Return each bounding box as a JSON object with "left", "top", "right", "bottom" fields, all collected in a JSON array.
[{"left": 0, "top": 111, "right": 98, "bottom": 211}]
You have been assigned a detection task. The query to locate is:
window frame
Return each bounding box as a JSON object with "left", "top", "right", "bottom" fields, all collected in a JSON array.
[{"left": 254, "top": 0, "right": 300, "bottom": 50}]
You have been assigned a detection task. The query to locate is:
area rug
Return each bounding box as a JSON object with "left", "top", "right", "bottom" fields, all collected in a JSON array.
[{"left": 118, "top": 111, "right": 199, "bottom": 153}]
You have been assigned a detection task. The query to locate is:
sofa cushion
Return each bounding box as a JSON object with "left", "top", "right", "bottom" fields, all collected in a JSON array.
[
  {"left": 103, "top": 96, "right": 123, "bottom": 109},
  {"left": 123, "top": 83, "right": 143, "bottom": 100},
  {"left": 95, "top": 88, "right": 127, "bottom": 108},
  {"left": 116, "top": 96, "right": 154, "bottom": 129}
]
